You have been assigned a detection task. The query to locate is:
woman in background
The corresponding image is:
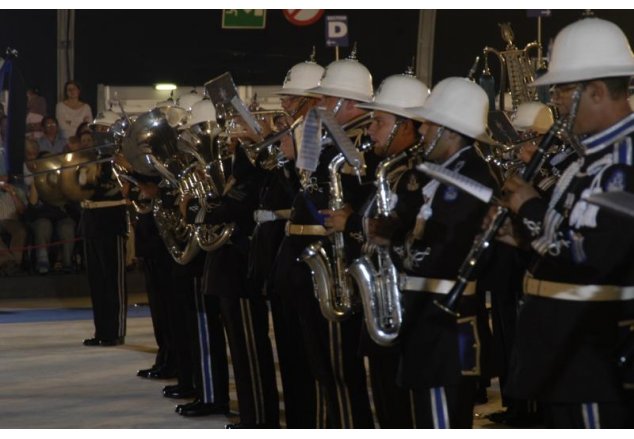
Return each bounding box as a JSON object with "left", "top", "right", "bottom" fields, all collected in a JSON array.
[{"left": 56, "top": 80, "right": 92, "bottom": 140}]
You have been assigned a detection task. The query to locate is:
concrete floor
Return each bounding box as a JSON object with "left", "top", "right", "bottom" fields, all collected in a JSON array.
[{"left": 0, "top": 290, "right": 505, "bottom": 429}]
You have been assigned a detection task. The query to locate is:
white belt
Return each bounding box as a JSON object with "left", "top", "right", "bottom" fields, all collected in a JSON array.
[
  {"left": 524, "top": 275, "right": 634, "bottom": 302},
  {"left": 399, "top": 275, "right": 476, "bottom": 296},
  {"left": 81, "top": 199, "right": 128, "bottom": 209},
  {"left": 253, "top": 209, "right": 291, "bottom": 224}
]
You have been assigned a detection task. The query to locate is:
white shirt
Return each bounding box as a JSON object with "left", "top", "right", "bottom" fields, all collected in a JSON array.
[
  {"left": 55, "top": 102, "right": 93, "bottom": 139},
  {"left": 0, "top": 187, "right": 26, "bottom": 220}
]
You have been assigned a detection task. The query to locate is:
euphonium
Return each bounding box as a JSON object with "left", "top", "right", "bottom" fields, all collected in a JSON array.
[
  {"left": 177, "top": 126, "right": 235, "bottom": 252},
  {"left": 301, "top": 153, "right": 355, "bottom": 322}
]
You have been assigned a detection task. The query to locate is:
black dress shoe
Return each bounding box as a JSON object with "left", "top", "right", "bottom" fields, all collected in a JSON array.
[
  {"left": 147, "top": 367, "right": 176, "bottom": 379},
  {"left": 225, "top": 423, "right": 279, "bottom": 429},
  {"left": 138, "top": 366, "right": 176, "bottom": 379},
  {"left": 163, "top": 384, "right": 197, "bottom": 399},
  {"left": 177, "top": 399, "right": 229, "bottom": 417},
  {"left": 83, "top": 337, "right": 101, "bottom": 346},
  {"left": 137, "top": 367, "right": 155, "bottom": 378},
  {"left": 99, "top": 337, "right": 124, "bottom": 346}
]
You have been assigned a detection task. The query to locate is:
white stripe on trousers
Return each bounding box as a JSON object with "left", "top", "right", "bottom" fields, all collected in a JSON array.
[
  {"left": 430, "top": 387, "right": 450, "bottom": 429},
  {"left": 116, "top": 236, "right": 126, "bottom": 337},
  {"left": 582, "top": 403, "right": 601, "bottom": 429},
  {"left": 194, "top": 284, "right": 214, "bottom": 403},
  {"left": 328, "top": 321, "right": 353, "bottom": 427},
  {"left": 239, "top": 298, "right": 265, "bottom": 424}
]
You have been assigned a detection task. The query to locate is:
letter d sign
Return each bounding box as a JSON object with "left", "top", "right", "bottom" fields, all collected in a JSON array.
[{"left": 325, "top": 15, "right": 349, "bottom": 47}]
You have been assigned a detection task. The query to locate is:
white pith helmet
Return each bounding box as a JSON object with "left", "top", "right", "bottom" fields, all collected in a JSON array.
[
  {"left": 185, "top": 98, "right": 217, "bottom": 128},
  {"left": 91, "top": 110, "right": 121, "bottom": 128},
  {"left": 177, "top": 89, "right": 203, "bottom": 111},
  {"left": 511, "top": 101, "right": 555, "bottom": 134},
  {"left": 356, "top": 68, "right": 430, "bottom": 119},
  {"left": 275, "top": 55, "right": 325, "bottom": 97},
  {"left": 532, "top": 18, "right": 634, "bottom": 86},
  {"left": 408, "top": 77, "right": 495, "bottom": 144},
  {"left": 309, "top": 48, "right": 374, "bottom": 103}
]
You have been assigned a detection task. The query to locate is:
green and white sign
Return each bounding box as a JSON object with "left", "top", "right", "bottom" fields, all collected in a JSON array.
[{"left": 222, "top": 9, "right": 267, "bottom": 29}]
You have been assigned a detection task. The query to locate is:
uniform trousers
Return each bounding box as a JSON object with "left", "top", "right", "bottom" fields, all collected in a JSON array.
[
  {"left": 399, "top": 290, "right": 480, "bottom": 429},
  {"left": 141, "top": 245, "right": 177, "bottom": 371},
  {"left": 84, "top": 234, "right": 127, "bottom": 340},
  {"left": 361, "top": 336, "right": 414, "bottom": 428},
  {"left": 541, "top": 401, "right": 634, "bottom": 428},
  {"left": 168, "top": 260, "right": 227, "bottom": 399},
  {"left": 273, "top": 240, "right": 374, "bottom": 428},
  {"left": 409, "top": 376, "right": 477, "bottom": 428},
  {"left": 253, "top": 220, "right": 317, "bottom": 428},
  {"left": 219, "top": 294, "right": 279, "bottom": 426},
  {"left": 205, "top": 244, "right": 279, "bottom": 426},
  {"left": 192, "top": 288, "right": 229, "bottom": 406},
  {"left": 268, "top": 291, "right": 317, "bottom": 427}
]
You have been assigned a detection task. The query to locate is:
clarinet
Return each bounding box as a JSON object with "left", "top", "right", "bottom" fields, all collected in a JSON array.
[{"left": 434, "top": 119, "right": 563, "bottom": 316}]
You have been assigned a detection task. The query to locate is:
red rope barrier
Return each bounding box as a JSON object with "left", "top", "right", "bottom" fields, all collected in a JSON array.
[{"left": 0, "top": 237, "right": 83, "bottom": 255}]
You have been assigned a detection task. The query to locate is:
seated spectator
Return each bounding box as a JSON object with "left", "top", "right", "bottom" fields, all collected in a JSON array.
[
  {"left": 26, "top": 87, "right": 47, "bottom": 140},
  {"left": 66, "top": 136, "right": 82, "bottom": 153},
  {"left": 37, "top": 116, "right": 67, "bottom": 154},
  {"left": 0, "top": 173, "right": 27, "bottom": 276},
  {"left": 75, "top": 121, "right": 92, "bottom": 137},
  {"left": 24, "top": 140, "right": 77, "bottom": 274},
  {"left": 79, "top": 131, "right": 95, "bottom": 149}
]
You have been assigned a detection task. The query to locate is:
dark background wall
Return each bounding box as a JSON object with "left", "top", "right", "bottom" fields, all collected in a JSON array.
[
  {"left": 432, "top": 10, "right": 634, "bottom": 85},
  {"left": 0, "top": 10, "right": 57, "bottom": 116},
  {"left": 73, "top": 10, "right": 420, "bottom": 112},
  {"left": 2, "top": 9, "right": 634, "bottom": 118}
]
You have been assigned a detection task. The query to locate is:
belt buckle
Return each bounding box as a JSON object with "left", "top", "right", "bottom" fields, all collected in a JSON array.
[{"left": 398, "top": 273, "right": 407, "bottom": 291}]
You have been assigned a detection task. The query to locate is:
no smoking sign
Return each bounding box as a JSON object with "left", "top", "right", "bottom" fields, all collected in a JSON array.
[{"left": 283, "top": 10, "right": 324, "bottom": 26}]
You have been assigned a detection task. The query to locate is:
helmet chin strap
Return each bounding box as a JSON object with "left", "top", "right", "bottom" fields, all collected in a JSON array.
[
  {"left": 562, "top": 84, "right": 586, "bottom": 157},
  {"left": 381, "top": 118, "right": 404, "bottom": 156},
  {"left": 331, "top": 98, "right": 345, "bottom": 116},
  {"left": 290, "top": 96, "right": 309, "bottom": 119},
  {"left": 423, "top": 126, "right": 446, "bottom": 160}
]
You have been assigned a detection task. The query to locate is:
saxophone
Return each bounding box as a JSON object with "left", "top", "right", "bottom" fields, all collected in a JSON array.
[
  {"left": 348, "top": 143, "right": 422, "bottom": 346},
  {"left": 301, "top": 152, "right": 355, "bottom": 322}
]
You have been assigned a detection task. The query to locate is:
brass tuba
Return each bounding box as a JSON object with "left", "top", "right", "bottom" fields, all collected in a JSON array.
[
  {"left": 177, "top": 119, "right": 235, "bottom": 252},
  {"left": 121, "top": 106, "right": 201, "bottom": 265},
  {"left": 28, "top": 144, "right": 117, "bottom": 206}
]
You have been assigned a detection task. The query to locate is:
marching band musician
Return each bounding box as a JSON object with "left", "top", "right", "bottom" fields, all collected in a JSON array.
[
  {"left": 111, "top": 153, "right": 178, "bottom": 380},
  {"left": 181, "top": 110, "right": 279, "bottom": 428},
  {"left": 80, "top": 130, "right": 129, "bottom": 347},
  {"left": 251, "top": 57, "right": 324, "bottom": 428},
  {"left": 340, "top": 69, "right": 430, "bottom": 428},
  {"left": 384, "top": 77, "right": 498, "bottom": 428},
  {"left": 481, "top": 101, "right": 557, "bottom": 427},
  {"left": 161, "top": 101, "right": 231, "bottom": 418},
  {"left": 131, "top": 183, "right": 177, "bottom": 380},
  {"left": 117, "top": 101, "right": 230, "bottom": 416},
  {"left": 499, "top": 17, "right": 634, "bottom": 428},
  {"left": 271, "top": 52, "right": 375, "bottom": 428}
]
